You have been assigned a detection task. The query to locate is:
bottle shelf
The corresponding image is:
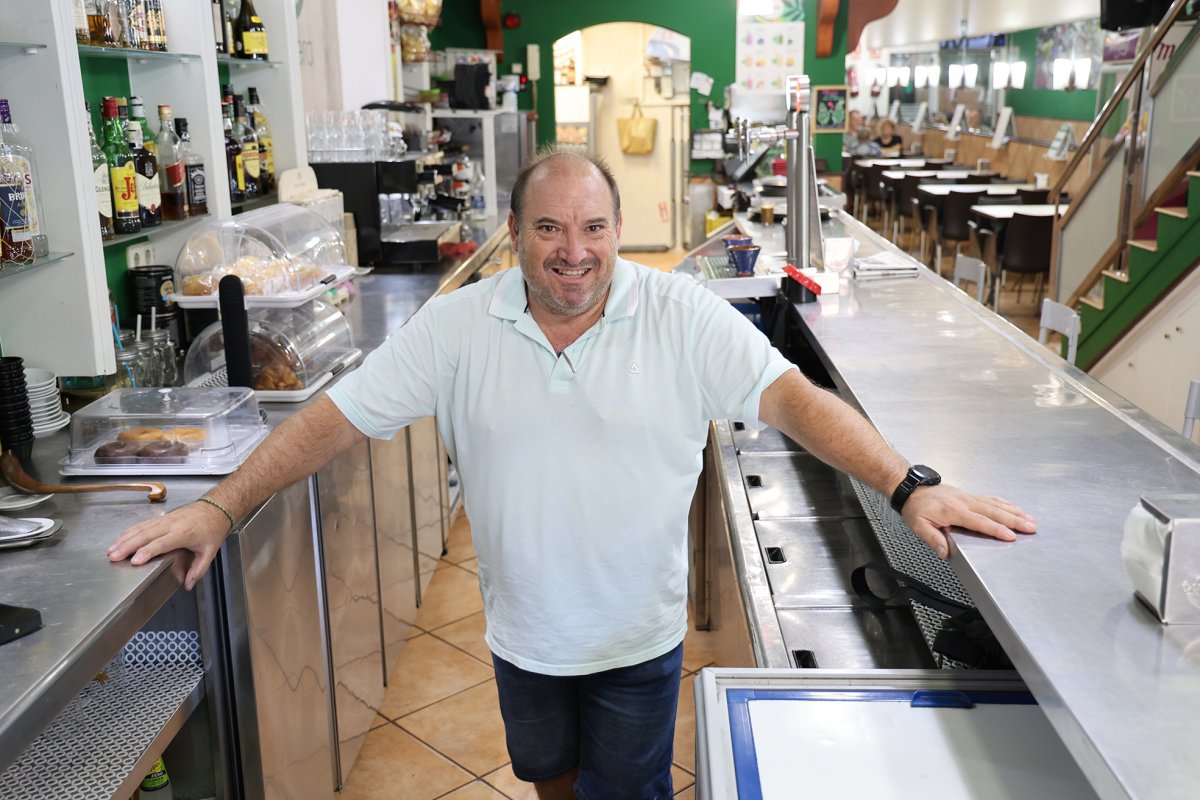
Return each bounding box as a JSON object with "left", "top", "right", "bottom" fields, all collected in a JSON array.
[
  {"left": 231, "top": 192, "right": 278, "bottom": 214},
  {"left": 77, "top": 45, "right": 201, "bottom": 64},
  {"left": 217, "top": 54, "right": 283, "bottom": 70},
  {"left": 0, "top": 41, "right": 48, "bottom": 54},
  {"left": 102, "top": 214, "right": 212, "bottom": 250},
  {"left": 0, "top": 631, "right": 204, "bottom": 800},
  {"left": 0, "top": 252, "right": 75, "bottom": 284}
]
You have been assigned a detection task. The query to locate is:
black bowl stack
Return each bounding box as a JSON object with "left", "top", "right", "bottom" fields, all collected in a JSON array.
[{"left": 0, "top": 356, "right": 35, "bottom": 466}]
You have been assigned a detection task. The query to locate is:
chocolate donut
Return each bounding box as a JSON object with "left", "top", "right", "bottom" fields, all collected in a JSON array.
[
  {"left": 95, "top": 440, "right": 143, "bottom": 464},
  {"left": 137, "top": 440, "right": 190, "bottom": 464}
]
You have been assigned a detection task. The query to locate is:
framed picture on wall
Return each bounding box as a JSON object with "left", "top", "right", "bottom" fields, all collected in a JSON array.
[{"left": 811, "top": 85, "right": 849, "bottom": 133}]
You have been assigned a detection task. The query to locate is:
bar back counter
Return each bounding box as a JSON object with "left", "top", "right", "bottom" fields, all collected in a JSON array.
[
  {"left": 0, "top": 220, "right": 513, "bottom": 798},
  {"left": 684, "top": 211, "right": 1200, "bottom": 798}
]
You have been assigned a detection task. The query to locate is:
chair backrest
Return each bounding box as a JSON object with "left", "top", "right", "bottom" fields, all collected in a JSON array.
[
  {"left": 1185, "top": 379, "right": 1200, "bottom": 439},
  {"left": 866, "top": 164, "right": 887, "bottom": 199},
  {"left": 942, "top": 190, "right": 985, "bottom": 241},
  {"left": 1002, "top": 213, "right": 1054, "bottom": 274},
  {"left": 896, "top": 174, "right": 922, "bottom": 209},
  {"left": 1016, "top": 187, "right": 1050, "bottom": 204},
  {"left": 1039, "top": 298, "right": 1081, "bottom": 364},
  {"left": 953, "top": 253, "right": 987, "bottom": 303}
]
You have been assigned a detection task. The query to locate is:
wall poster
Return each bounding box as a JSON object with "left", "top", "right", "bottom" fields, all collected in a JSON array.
[
  {"left": 811, "top": 85, "right": 848, "bottom": 132},
  {"left": 735, "top": 0, "right": 805, "bottom": 94}
]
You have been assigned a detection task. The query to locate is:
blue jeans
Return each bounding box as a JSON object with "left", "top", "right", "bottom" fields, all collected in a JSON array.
[{"left": 492, "top": 642, "right": 684, "bottom": 800}]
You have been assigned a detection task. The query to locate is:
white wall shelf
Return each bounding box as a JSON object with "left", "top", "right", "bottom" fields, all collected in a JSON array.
[
  {"left": 0, "top": 41, "right": 47, "bottom": 53},
  {"left": 101, "top": 214, "right": 212, "bottom": 250},
  {"left": 217, "top": 54, "right": 284, "bottom": 70},
  {"left": 77, "top": 44, "right": 201, "bottom": 63},
  {"left": 0, "top": 253, "right": 75, "bottom": 284}
]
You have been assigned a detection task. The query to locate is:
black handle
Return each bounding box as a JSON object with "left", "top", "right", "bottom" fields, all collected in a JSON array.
[{"left": 218, "top": 275, "right": 253, "bottom": 389}]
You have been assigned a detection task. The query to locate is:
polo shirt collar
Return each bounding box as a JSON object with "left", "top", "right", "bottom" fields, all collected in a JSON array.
[{"left": 487, "top": 258, "right": 640, "bottom": 322}]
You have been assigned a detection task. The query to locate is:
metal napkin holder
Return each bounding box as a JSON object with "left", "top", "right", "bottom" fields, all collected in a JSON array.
[{"left": 1124, "top": 494, "right": 1200, "bottom": 624}]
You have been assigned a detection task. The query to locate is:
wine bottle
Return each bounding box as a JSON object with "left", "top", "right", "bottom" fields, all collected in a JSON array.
[
  {"left": 126, "top": 124, "right": 161, "bottom": 228},
  {"left": 232, "top": 95, "right": 261, "bottom": 199},
  {"left": 222, "top": 99, "right": 245, "bottom": 204},
  {"left": 234, "top": 0, "right": 268, "bottom": 61},
  {"left": 155, "top": 105, "right": 186, "bottom": 220},
  {"left": 0, "top": 99, "right": 48, "bottom": 258},
  {"left": 86, "top": 102, "right": 115, "bottom": 241},
  {"left": 102, "top": 97, "right": 140, "bottom": 234},
  {"left": 175, "top": 118, "right": 208, "bottom": 216},
  {"left": 246, "top": 88, "right": 274, "bottom": 194}
]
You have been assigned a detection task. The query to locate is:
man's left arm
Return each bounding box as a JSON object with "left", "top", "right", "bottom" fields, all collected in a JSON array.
[{"left": 758, "top": 369, "right": 1036, "bottom": 558}]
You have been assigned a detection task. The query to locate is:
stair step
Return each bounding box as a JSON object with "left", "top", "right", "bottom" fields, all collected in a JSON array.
[
  {"left": 1157, "top": 206, "right": 1189, "bottom": 219},
  {"left": 1128, "top": 239, "right": 1159, "bottom": 252},
  {"left": 1079, "top": 295, "right": 1104, "bottom": 311},
  {"left": 1102, "top": 269, "right": 1130, "bottom": 283}
]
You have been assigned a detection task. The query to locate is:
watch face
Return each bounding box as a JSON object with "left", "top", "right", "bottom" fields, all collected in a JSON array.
[{"left": 911, "top": 464, "right": 941, "bottom": 483}]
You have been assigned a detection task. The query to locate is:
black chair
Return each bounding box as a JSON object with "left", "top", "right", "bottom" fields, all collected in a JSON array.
[
  {"left": 932, "top": 190, "right": 984, "bottom": 274},
  {"left": 892, "top": 174, "right": 922, "bottom": 245},
  {"left": 864, "top": 163, "right": 888, "bottom": 227},
  {"left": 996, "top": 212, "right": 1054, "bottom": 308},
  {"left": 1016, "top": 188, "right": 1050, "bottom": 204}
]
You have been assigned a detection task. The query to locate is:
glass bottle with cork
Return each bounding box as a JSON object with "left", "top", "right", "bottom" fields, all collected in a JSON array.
[
  {"left": 155, "top": 104, "right": 186, "bottom": 221},
  {"left": 102, "top": 97, "right": 140, "bottom": 235}
]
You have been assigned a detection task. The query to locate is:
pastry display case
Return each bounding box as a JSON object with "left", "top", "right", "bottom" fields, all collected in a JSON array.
[
  {"left": 170, "top": 205, "right": 355, "bottom": 308},
  {"left": 58, "top": 388, "right": 269, "bottom": 476},
  {"left": 182, "top": 299, "right": 362, "bottom": 402}
]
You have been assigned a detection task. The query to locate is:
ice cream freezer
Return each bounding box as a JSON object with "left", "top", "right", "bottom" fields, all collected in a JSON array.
[{"left": 694, "top": 669, "right": 1099, "bottom": 799}]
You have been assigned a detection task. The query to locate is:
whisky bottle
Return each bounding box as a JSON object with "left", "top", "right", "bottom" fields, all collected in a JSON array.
[
  {"left": 86, "top": 102, "right": 115, "bottom": 241},
  {"left": 222, "top": 100, "right": 245, "bottom": 204},
  {"left": 175, "top": 118, "right": 208, "bottom": 216},
  {"left": 234, "top": 0, "right": 268, "bottom": 60},
  {"left": 88, "top": 0, "right": 118, "bottom": 47},
  {"left": 0, "top": 155, "right": 33, "bottom": 264},
  {"left": 0, "top": 99, "right": 48, "bottom": 258},
  {"left": 126, "top": 125, "right": 161, "bottom": 228},
  {"left": 102, "top": 97, "right": 140, "bottom": 234},
  {"left": 155, "top": 105, "right": 185, "bottom": 220},
  {"left": 232, "top": 95, "right": 261, "bottom": 199},
  {"left": 246, "top": 88, "right": 274, "bottom": 194},
  {"left": 73, "top": 0, "right": 91, "bottom": 45},
  {"left": 129, "top": 97, "right": 156, "bottom": 156}
]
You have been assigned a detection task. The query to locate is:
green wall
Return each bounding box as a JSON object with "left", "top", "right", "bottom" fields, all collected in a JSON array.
[
  {"left": 803, "top": 0, "right": 849, "bottom": 172},
  {"left": 1006, "top": 26, "right": 1098, "bottom": 121}
]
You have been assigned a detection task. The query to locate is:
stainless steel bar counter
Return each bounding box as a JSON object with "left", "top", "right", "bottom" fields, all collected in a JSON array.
[
  {"left": 0, "top": 216, "right": 511, "bottom": 794},
  {"left": 731, "top": 210, "right": 1200, "bottom": 799}
]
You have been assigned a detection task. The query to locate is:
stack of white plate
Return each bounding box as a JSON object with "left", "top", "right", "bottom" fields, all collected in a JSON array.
[{"left": 25, "top": 367, "right": 70, "bottom": 438}]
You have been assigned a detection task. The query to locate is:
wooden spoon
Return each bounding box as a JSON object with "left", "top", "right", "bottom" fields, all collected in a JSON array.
[{"left": 1, "top": 451, "right": 167, "bottom": 503}]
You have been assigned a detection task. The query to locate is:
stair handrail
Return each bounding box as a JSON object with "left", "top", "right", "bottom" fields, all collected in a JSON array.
[{"left": 1050, "top": 0, "right": 1194, "bottom": 204}]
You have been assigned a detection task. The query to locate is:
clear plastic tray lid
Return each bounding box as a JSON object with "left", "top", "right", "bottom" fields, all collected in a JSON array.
[{"left": 175, "top": 204, "right": 347, "bottom": 298}]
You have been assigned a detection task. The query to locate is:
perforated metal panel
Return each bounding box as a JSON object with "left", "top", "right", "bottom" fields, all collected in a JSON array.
[
  {"left": 848, "top": 477, "right": 971, "bottom": 670},
  {"left": 0, "top": 631, "right": 203, "bottom": 798}
]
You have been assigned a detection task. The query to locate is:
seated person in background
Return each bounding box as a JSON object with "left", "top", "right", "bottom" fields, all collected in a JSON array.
[
  {"left": 849, "top": 127, "right": 882, "bottom": 157},
  {"left": 965, "top": 107, "right": 993, "bottom": 135},
  {"left": 874, "top": 119, "right": 903, "bottom": 154},
  {"left": 843, "top": 110, "right": 865, "bottom": 152}
]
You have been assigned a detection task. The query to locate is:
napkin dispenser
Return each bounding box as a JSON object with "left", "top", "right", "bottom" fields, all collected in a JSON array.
[{"left": 1121, "top": 494, "right": 1200, "bottom": 624}]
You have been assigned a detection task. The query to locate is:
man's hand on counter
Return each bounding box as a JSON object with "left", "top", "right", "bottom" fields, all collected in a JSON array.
[
  {"left": 901, "top": 485, "right": 1037, "bottom": 559},
  {"left": 108, "top": 500, "right": 232, "bottom": 590}
]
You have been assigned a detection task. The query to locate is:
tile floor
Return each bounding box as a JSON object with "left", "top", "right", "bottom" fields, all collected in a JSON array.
[{"left": 338, "top": 513, "right": 712, "bottom": 800}]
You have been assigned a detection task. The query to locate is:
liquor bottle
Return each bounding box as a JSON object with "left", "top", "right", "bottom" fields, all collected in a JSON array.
[
  {"left": 125, "top": 0, "right": 148, "bottom": 50},
  {"left": 145, "top": 0, "right": 167, "bottom": 51},
  {"left": 110, "top": 0, "right": 131, "bottom": 47},
  {"left": 222, "top": 100, "right": 245, "bottom": 204},
  {"left": 73, "top": 0, "right": 91, "bottom": 44},
  {"left": 246, "top": 88, "right": 274, "bottom": 194},
  {"left": 88, "top": 0, "right": 117, "bottom": 47},
  {"left": 116, "top": 96, "right": 129, "bottom": 138},
  {"left": 234, "top": 0, "right": 268, "bottom": 61},
  {"left": 0, "top": 152, "right": 33, "bottom": 264},
  {"left": 86, "top": 102, "right": 115, "bottom": 241},
  {"left": 129, "top": 97, "right": 156, "bottom": 156},
  {"left": 0, "top": 100, "right": 48, "bottom": 258},
  {"left": 223, "top": 7, "right": 234, "bottom": 57},
  {"left": 155, "top": 105, "right": 186, "bottom": 220},
  {"left": 211, "top": 0, "right": 226, "bottom": 54},
  {"left": 126, "top": 125, "right": 161, "bottom": 228},
  {"left": 175, "top": 118, "right": 208, "bottom": 216},
  {"left": 469, "top": 169, "right": 487, "bottom": 220},
  {"left": 140, "top": 757, "right": 174, "bottom": 798},
  {"left": 232, "top": 95, "right": 261, "bottom": 199},
  {"left": 102, "top": 97, "right": 140, "bottom": 234}
]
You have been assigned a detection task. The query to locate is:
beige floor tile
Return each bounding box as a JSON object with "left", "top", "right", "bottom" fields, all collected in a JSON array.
[
  {"left": 682, "top": 624, "right": 717, "bottom": 674},
  {"left": 399, "top": 680, "right": 510, "bottom": 777},
  {"left": 444, "top": 513, "right": 476, "bottom": 564},
  {"left": 482, "top": 764, "right": 539, "bottom": 800},
  {"left": 414, "top": 564, "right": 485, "bottom": 630},
  {"left": 337, "top": 723, "right": 471, "bottom": 800},
  {"left": 431, "top": 611, "right": 493, "bottom": 666},
  {"left": 459, "top": 557, "right": 478, "bottom": 574},
  {"left": 671, "top": 764, "right": 695, "bottom": 792},
  {"left": 378, "top": 634, "right": 493, "bottom": 720},
  {"left": 673, "top": 673, "right": 697, "bottom": 773},
  {"left": 675, "top": 784, "right": 696, "bottom": 799},
  {"left": 439, "top": 781, "right": 509, "bottom": 799},
  {"left": 406, "top": 624, "right": 425, "bottom": 640},
  {"left": 371, "top": 712, "right": 390, "bottom": 730}
]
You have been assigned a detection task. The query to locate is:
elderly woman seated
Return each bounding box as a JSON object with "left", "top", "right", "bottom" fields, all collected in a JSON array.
[
  {"left": 875, "top": 119, "right": 903, "bottom": 155},
  {"left": 848, "top": 127, "right": 882, "bottom": 157}
]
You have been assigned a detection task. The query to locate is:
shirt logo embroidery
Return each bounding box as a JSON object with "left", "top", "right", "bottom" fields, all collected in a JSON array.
[{"left": 629, "top": 361, "right": 641, "bottom": 375}]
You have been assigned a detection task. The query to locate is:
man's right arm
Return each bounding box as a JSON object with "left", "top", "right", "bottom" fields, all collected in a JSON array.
[{"left": 108, "top": 394, "right": 366, "bottom": 589}]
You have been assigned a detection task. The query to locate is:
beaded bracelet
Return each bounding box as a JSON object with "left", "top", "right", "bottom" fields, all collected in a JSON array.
[{"left": 197, "top": 496, "right": 236, "bottom": 530}]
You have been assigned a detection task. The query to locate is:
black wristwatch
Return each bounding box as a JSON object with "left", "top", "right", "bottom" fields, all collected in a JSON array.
[{"left": 890, "top": 464, "right": 941, "bottom": 512}]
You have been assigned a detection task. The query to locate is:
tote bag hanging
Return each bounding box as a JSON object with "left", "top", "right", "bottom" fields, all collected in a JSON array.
[{"left": 617, "top": 101, "right": 657, "bottom": 155}]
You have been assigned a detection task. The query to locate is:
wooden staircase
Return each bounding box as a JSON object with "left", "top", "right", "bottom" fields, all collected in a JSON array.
[{"left": 1075, "top": 172, "right": 1200, "bottom": 367}]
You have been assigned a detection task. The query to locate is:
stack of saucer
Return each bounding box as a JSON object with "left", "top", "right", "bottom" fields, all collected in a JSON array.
[{"left": 25, "top": 368, "right": 70, "bottom": 438}]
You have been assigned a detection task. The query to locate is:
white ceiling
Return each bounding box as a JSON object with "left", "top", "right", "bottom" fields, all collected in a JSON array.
[{"left": 860, "top": 0, "right": 1101, "bottom": 49}]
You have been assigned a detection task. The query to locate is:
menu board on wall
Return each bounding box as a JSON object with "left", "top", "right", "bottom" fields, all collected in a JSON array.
[{"left": 736, "top": 18, "right": 805, "bottom": 94}]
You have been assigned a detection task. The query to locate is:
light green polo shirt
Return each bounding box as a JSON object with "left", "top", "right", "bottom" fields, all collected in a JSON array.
[{"left": 328, "top": 258, "right": 795, "bottom": 675}]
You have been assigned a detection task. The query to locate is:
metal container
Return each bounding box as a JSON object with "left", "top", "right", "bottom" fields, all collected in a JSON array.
[{"left": 1123, "top": 494, "right": 1200, "bottom": 624}]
